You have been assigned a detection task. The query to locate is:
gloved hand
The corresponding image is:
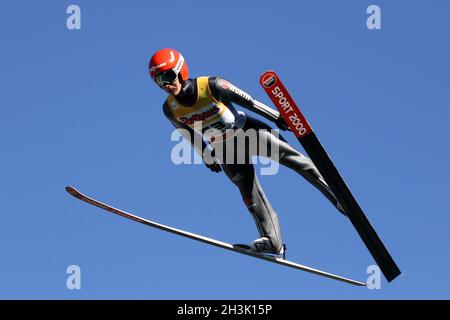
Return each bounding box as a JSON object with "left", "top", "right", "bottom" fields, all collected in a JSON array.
[
  {"left": 205, "top": 161, "right": 222, "bottom": 173},
  {"left": 203, "top": 150, "right": 222, "bottom": 173},
  {"left": 275, "top": 116, "right": 291, "bottom": 131}
]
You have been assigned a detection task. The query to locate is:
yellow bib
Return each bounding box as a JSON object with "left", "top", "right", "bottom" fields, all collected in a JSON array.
[{"left": 167, "top": 77, "right": 238, "bottom": 141}]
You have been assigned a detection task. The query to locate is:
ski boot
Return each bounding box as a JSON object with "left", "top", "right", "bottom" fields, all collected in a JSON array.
[{"left": 234, "top": 237, "right": 286, "bottom": 259}]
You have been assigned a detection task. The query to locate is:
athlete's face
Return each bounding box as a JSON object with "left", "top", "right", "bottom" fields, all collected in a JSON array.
[{"left": 162, "top": 77, "right": 182, "bottom": 96}]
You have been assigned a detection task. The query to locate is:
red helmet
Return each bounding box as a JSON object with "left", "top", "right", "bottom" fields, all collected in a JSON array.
[{"left": 148, "top": 48, "right": 189, "bottom": 86}]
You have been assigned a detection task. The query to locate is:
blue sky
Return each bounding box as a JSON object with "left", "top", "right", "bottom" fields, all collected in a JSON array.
[{"left": 0, "top": 0, "right": 449, "bottom": 299}]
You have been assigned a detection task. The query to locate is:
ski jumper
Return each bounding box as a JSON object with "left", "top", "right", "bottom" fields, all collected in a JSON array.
[{"left": 162, "top": 77, "right": 343, "bottom": 253}]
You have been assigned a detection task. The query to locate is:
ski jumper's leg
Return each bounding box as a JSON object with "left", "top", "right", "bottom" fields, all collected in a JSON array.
[
  {"left": 220, "top": 161, "right": 284, "bottom": 253},
  {"left": 246, "top": 116, "right": 346, "bottom": 215}
]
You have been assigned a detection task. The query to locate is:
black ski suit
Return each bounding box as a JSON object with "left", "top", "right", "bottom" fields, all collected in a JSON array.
[{"left": 162, "top": 77, "right": 343, "bottom": 253}]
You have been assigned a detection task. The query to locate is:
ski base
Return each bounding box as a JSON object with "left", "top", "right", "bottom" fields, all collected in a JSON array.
[{"left": 66, "top": 186, "right": 366, "bottom": 287}]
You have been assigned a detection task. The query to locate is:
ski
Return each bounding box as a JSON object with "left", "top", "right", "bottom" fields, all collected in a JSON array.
[
  {"left": 66, "top": 186, "right": 366, "bottom": 287},
  {"left": 259, "top": 71, "right": 401, "bottom": 282}
]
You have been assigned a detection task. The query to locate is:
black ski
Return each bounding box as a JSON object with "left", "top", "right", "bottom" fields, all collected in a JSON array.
[{"left": 259, "top": 71, "right": 401, "bottom": 282}]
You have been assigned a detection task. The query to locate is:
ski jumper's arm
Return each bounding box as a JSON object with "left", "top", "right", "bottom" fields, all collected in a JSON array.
[
  {"left": 162, "top": 101, "right": 207, "bottom": 157},
  {"left": 207, "top": 77, "right": 290, "bottom": 130}
]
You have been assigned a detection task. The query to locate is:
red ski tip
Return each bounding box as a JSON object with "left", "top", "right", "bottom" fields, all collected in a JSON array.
[{"left": 65, "top": 186, "right": 79, "bottom": 196}]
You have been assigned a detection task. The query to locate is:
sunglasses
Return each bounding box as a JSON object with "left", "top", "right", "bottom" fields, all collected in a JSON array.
[{"left": 155, "top": 69, "right": 178, "bottom": 87}]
